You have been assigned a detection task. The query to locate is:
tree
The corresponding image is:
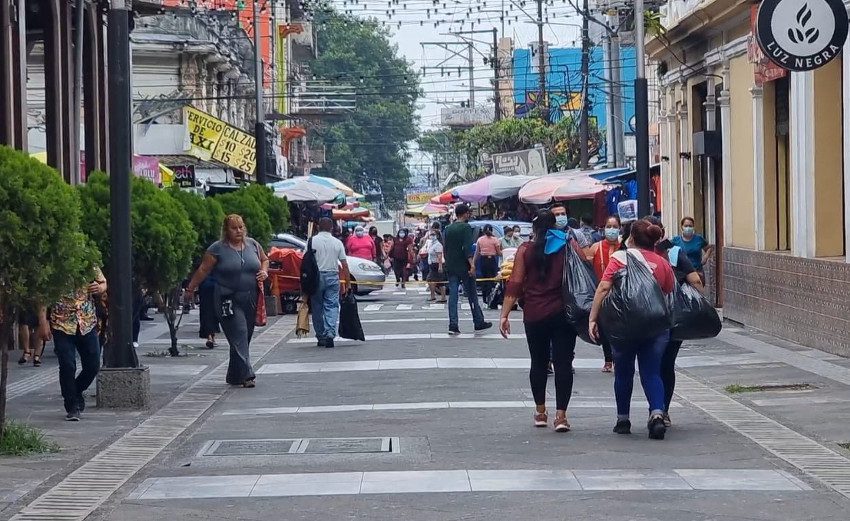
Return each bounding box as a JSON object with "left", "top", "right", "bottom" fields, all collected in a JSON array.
[
  {"left": 79, "top": 172, "right": 197, "bottom": 355},
  {"left": 214, "top": 189, "right": 273, "bottom": 249},
  {"left": 0, "top": 146, "right": 100, "bottom": 439},
  {"left": 308, "top": 9, "right": 420, "bottom": 209},
  {"left": 240, "top": 184, "right": 290, "bottom": 234},
  {"left": 167, "top": 188, "right": 226, "bottom": 263}
]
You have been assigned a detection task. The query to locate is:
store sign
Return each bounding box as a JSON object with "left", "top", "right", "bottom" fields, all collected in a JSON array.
[
  {"left": 405, "top": 191, "right": 437, "bottom": 205},
  {"left": 133, "top": 156, "right": 161, "bottom": 185},
  {"left": 183, "top": 107, "right": 257, "bottom": 176},
  {"left": 756, "top": 0, "right": 849, "bottom": 72},
  {"left": 172, "top": 165, "right": 196, "bottom": 188},
  {"left": 491, "top": 148, "right": 548, "bottom": 177}
]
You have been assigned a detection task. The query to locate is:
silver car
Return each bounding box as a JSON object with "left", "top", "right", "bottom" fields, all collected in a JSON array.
[{"left": 269, "top": 233, "right": 386, "bottom": 296}]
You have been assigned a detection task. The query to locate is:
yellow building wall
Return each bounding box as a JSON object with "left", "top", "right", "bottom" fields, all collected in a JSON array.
[
  {"left": 728, "top": 55, "right": 756, "bottom": 249},
  {"left": 762, "top": 81, "right": 778, "bottom": 250},
  {"left": 812, "top": 58, "right": 845, "bottom": 257}
]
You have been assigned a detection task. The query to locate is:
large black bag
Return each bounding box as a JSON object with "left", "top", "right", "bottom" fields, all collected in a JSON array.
[
  {"left": 338, "top": 292, "right": 366, "bottom": 341},
  {"left": 300, "top": 237, "right": 320, "bottom": 295},
  {"left": 561, "top": 241, "right": 599, "bottom": 344},
  {"left": 671, "top": 282, "right": 722, "bottom": 341},
  {"left": 600, "top": 250, "right": 672, "bottom": 344}
]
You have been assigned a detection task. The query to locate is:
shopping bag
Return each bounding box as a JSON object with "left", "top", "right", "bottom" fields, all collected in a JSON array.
[
  {"left": 255, "top": 281, "right": 267, "bottom": 327},
  {"left": 600, "top": 250, "right": 672, "bottom": 345},
  {"left": 562, "top": 241, "right": 599, "bottom": 344},
  {"left": 338, "top": 292, "right": 366, "bottom": 341},
  {"left": 296, "top": 297, "right": 310, "bottom": 338},
  {"left": 671, "top": 282, "right": 722, "bottom": 341}
]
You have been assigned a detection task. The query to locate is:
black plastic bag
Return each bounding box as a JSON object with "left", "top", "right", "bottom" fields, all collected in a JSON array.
[
  {"left": 600, "top": 251, "right": 672, "bottom": 345},
  {"left": 671, "top": 282, "right": 722, "bottom": 341},
  {"left": 562, "top": 241, "right": 599, "bottom": 344},
  {"left": 338, "top": 292, "right": 366, "bottom": 341}
]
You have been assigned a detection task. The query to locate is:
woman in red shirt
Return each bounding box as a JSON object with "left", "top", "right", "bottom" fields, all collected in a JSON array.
[
  {"left": 585, "top": 215, "right": 622, "bottom": 373},
  {"left": 346, "top": 225, "right": 377, "bottom": 261},
  {"left": 499, "top": 210, "right": 576, "bottom": 433},
  {"left": 588, "top": 219, "right": 675, "bottom": 440}
]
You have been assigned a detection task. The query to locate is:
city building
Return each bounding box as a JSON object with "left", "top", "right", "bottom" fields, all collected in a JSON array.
[{"left": 648, "top": 0, "right": 850, "bottom": 355}]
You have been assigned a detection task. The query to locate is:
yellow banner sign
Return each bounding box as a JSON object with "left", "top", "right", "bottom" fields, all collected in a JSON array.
[
  {"left": 405, "top": 192, "right": 437, "bottom": 205},
  {"left": 184, "top": 107, "right": 257, "bottom": 176}
]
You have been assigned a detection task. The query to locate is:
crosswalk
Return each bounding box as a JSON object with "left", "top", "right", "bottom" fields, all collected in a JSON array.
[{"left": 361, "top": 303, "right": 470, "bottom": 312}]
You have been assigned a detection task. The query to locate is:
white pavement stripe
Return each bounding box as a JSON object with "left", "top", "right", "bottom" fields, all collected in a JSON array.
[
  {"left": 676, "top": 372, "right": 850, "bottom": 499},
  {"left": 674, "top": 353, "right": 770, "bottom": 368},
  {"left": 127, "top": 468, "right": 809, "bottom": 499},
  {"left": 363, "top": 304, "right": 383, "bottom": 311},
  {"left": 749, "top": 395, "right": 850, "bottom": 407},
  {"left": 10, "top": 318, "right": 294, "bottom": 521},
  {"left": 222, "top": 399, "right": 683, "bottom": 416},
  {"left": 258, "top": 355, "right": 745, "bottom": 374},
  {"left": 286, "top": 333, "right": 521, "bottom": 344},
  {"left": 397, "top": 304, "right": 413, "bottom": 310}
]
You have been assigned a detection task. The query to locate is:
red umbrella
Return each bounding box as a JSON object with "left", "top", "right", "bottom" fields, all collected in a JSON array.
[{"left": 431, "top": 189, "right": 456, "bottom": 204}]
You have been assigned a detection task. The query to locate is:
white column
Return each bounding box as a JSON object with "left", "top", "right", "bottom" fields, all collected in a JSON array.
[
  {"left": 719, "top": 63, "right": 733, "bottom": 246},
  {"left": 751, "top": 86, "right": 766, "bottom": 250},
  {"left": 704, "top": 76, "right": 717, "bottom": 246},
  {"left": 843, "top": 37, "right": 850, "bottom": 263},
  {"left": 789, "top": 71, "right": 817, "bottom": 258},
  {"left": 678, "top": 82, "right": 691, "bottom": 218}
]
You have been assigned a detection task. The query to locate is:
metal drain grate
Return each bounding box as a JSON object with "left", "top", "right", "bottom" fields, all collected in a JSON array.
[
  {"left": 298, "top": 437, "right": 395, "bottom": 454},
  {"left": 676, "top": 373, "right": 850, "bottom": 499},
  {"left": 202, "top": 439, "right": 301, "bottom": 456},
  {"left": 10, "top": 319, "right": 291, "bottom": 521}
]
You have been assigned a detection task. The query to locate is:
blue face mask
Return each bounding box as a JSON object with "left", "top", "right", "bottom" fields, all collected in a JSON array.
[
  {"left": 555, "top": 215, "right": 569, "bottom": 229},
  {"left": 604, "top": 228, "right": 620, "bottom": 241},
  {"left": 682, "top": 226, "right": 695, "bottom": 237}
]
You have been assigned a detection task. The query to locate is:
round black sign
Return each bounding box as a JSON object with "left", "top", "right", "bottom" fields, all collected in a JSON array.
[{"left": 757, "top": 0, "right": 849, "bottom": 72}]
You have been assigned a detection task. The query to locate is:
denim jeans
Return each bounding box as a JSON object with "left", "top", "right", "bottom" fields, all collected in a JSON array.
[
  {"left": 447, "top": 273, "right": 485, "bottom": 329},
  {"left": 53, "top": 329, "right": 101, "bottom": 414},
  {"left": 611, "top": 330, "right": 670, "bottom": 419},
  {"left": 312, "top": 271, "right": 341, "bottom": 340}
]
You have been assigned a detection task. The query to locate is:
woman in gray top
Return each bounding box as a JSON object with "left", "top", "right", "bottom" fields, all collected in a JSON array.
[{"left": 186, "top": 214, "right": 269, "bottom": 387}]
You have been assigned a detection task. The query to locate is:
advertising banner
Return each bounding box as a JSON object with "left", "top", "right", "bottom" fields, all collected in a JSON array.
[
  {"left": 172, "top": 165, "right": 196, "bottom": 188},
  {"left": 183, "top": 106, "right": 257, "bottom": 176}
]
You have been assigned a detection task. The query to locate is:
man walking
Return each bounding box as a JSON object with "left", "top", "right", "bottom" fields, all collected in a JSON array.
[
  {"left": 444, "top": 204, "right": 492, "bottom": 335},
  {"left": 310, "top": 218, "right": 350, "bottom": 348}
]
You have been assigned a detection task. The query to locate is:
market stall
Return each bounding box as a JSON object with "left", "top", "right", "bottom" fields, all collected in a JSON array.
[{"left": 270, "top": 177, "right": 345, "bottom": 203}]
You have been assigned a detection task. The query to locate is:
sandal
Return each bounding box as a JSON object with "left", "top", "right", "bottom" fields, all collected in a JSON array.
[
  {"left": 33, "top": 355, "right": 41, "bottom": 367},
  {"left": 18, "top": 351, "right": 31, "bottom": 365},
  {"left": 602, "top": 362, "right": 613, "bottom": 373},
  {"left": 242, "top": 379, "right": 256, "bottom": 388}
]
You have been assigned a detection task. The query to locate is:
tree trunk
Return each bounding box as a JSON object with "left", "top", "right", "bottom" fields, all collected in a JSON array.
[
  {"left": 0, "top": 305, "right": 14, "bottom": 440},
  {"left": 161, "top": 289, "right": 181, "bottom": 357}
]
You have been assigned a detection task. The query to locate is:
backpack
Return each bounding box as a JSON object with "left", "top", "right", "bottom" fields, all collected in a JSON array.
[{"left": 300, "top": 237, "right": 320, "bottom": 295}]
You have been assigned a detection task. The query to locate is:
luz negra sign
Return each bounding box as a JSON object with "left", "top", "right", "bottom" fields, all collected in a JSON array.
[{"left": 756, "top": 0, "right": 849, "bottom": 72}]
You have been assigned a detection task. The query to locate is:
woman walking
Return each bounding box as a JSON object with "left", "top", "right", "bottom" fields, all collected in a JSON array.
[
  {"left": 672, "top": 216, "right": 714, "bottom": 281},
  {"left": 589, "top": 219, "right": 675, "bottom": 440},
  {"left": 390, "top": 229, "right": 413, "bottom": 288},
  {"left": 585, "top": 215, "right": 622, "bottom": 373},
  {"left": 474, "top": 224, "right": 502, "bottom": 303},
  {"left": 346, "top": 225, "right": 377, "bottom": 261},
  {"left": 500, "top": 210, "right": 577, "bottom": 433},
  {"left": 186, "top": 214, "right": 269, "bottom": 388},
  {"left": 197, "top": 274, "right": 220, "bottom": 349},
  {"left": 426, "top": 223, "right": 447, "bottom": 303}
]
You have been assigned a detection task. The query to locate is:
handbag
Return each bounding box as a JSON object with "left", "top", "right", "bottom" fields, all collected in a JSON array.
[{"left": 255, "top": 281, "right": 267, "bottom": 327}]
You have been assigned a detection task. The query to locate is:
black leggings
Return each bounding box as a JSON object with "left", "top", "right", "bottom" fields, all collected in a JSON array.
[
  {"left": 392, "top": 259, "right": 409, "bottom": 283},
  {"left": 479, "top": 256, "right": 499, "bottom": 302},
  {"left": 525, "top": 314, "right": 577, "bottom": 411},
  {"left": 661, "top": 340, "right": 682, "bottom": 412}
]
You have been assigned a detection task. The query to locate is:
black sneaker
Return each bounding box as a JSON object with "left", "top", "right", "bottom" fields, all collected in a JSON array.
[
  {"left": 65, "top": 410, "right": 81, "bottom": 422},
  {"left": 648, "top": 414, "right": 667, "bottom": 440},
  {"left": 613, "top": 419, "right": 631, "bottom": 434},
  {"left": 76, "top": 394, "right": 86, "bottom": 413},
  {"left": 325, "top": 339, "right": 335, "bottom": 348},
  {"left": 448, "top": 326, "right": 461, "bottom": 336},
  {"left": 317, "top": 338, "right": 327, "bottom": 347},
  {"left": 474, "top": 321, "right": 493, "bottom": 331}
]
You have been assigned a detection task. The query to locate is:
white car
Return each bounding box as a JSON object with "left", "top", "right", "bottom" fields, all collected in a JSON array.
[{"left": 269, "top": 233, "right": 386, "bottom": 296}]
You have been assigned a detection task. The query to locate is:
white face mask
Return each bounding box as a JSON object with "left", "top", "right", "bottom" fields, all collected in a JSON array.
[
  {"left": 555, "top": 215, "right": 569, "bottom": 230},
  {"left": 355, "top": 230, "right": 365, "bottom": 237}
]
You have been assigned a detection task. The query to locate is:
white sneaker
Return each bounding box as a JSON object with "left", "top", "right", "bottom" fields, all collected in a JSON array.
[{"left": 132, "top": 342, "right": 139, "bottom": 349}]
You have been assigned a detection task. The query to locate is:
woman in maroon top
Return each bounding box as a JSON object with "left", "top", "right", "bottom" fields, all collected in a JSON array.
[{"left": 499, "top": 209, "right": 576, "bottom": 433}]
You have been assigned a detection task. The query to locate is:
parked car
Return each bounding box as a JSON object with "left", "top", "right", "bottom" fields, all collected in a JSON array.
[{"left": 269, "top": 233, "right": 386, "bottom": 295}]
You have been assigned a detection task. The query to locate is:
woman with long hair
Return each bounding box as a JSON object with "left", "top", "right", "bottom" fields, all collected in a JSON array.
[
  {"left": 186, "top": 215, "right": 269, "bottom": 388},
  {"left": 585, "top": 215, "right": 622, "bottom": 373},
  {"left": 426, "top": 222, "right": 447, "bottom": 303},
  {"left": 589, "top": 219, "right": 676, "bottom": 440},
  {"left": 500, "top": 209, "right": 577, "bottom": 433}
]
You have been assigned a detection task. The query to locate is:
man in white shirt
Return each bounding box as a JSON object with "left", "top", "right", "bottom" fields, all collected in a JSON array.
[{"left": 310, "top": 218, "right": 350, "bottom": 348}]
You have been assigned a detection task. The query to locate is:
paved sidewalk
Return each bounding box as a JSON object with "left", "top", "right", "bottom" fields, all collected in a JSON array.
[{"left": 0, "top": 311, "right": 295, "bottom": 520}]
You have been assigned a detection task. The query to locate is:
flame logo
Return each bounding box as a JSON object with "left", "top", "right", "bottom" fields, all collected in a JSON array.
[{"left": 789, "top": 3, "right": 820, "bottom": 44}]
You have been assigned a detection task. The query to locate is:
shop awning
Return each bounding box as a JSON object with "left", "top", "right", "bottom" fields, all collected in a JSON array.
[
  {"left": 518, "top": 170, "right": 609, "bottom": 204},
  {"left": 405, "top": 202, "right": 449, "bottom": 217},
  {"left": 451, "top": 174, "right": 539, "bottom": 204},
  {"left": 271, "top": 177, "right": 345, "bottom": 203}
]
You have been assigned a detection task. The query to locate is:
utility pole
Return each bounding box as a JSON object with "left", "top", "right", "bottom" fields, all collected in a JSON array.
[
  {"left": 634, "top": 0, "right": 651, "bottom": 217},
  {"left": 536, "top": 0, "right": 546, "bottom": 119},
  {"left": 492, "top": 28, "right": 501, "bottom": 120},
  {"left": 467, "top": 42, "right": 475, "bottom": 107},
  {"left": 253, "top": 0, "right": 267, "bottom": 185},
  {"left": 609, "top": 10, "right": 625, "bottom": 168},
  {"left": 579, "top": 0, "right": 590, "bottom": 169},
  {"left": 105, "top": 0, "right": 138, "bottom": 369},
  {"left": 602, "top": 13, "right": 615, "bottom": 169},
  {"left": 72, "top": 0, "right": 86, "bottom": 185}
]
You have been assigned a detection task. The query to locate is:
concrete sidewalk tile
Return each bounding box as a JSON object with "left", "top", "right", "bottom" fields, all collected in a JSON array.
[
  {"left": 222, "top": 406, "right": 300, "bottom": 416},
  {"left": 319, "top": 361, "right": 381, "bottom": 372},
  {"left": 492, "top": 358, "right": 530, "bottom": 368},
  {"left": 250, "top": 472, "right": 363, "bottom": 497},
  {"left": 468, "top": 470, "right": 581, "bottom": 492},
  {"left": 360, "top": 470, "right": 471, "bottom": 494},
  {"left": 436, "top": 358, "right": 497, "bottom": 368},
  {"left": 131, "top": 475, "right": 261, "bottom": 500},
  {"left": 378, "top": 358, "right": 438, "bottom": 369},
  {"left": 674, "top": 353, "right": 768, "bottom": 368},
  {"left": 574, "top": 470, "right": 692, "bottom": 491},
  {"left": 674, "top": 469, "right": 811, "bottom": 491},
  {"left": 256, "top": 363, "right": 323, "bottom": 374},
  {"left": 296, "top": 404, "right": 375, "bottom": 413}
]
